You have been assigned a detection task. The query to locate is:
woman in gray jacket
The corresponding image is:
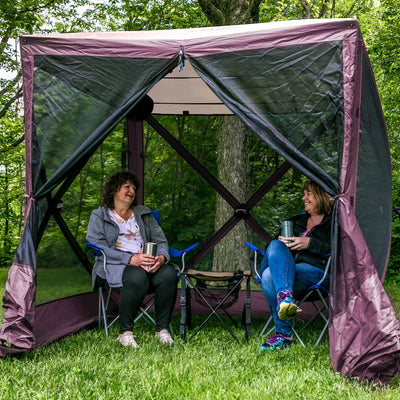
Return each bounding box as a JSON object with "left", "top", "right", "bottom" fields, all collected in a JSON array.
[{"left": 86, "top": 171, "right": 178, "bottom": 348}]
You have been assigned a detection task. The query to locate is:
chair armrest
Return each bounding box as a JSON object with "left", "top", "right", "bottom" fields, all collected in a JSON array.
[
  {"left": 169, "top": 243, "right": 199, "bottom": 273},
  {"left": 86, "top": 242, "right": 107, "bottom": 274},
  {"left": 245, "top": 242, "right": 265, "bottom": 281}
]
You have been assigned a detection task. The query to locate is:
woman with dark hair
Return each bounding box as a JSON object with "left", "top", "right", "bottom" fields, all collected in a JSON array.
[
  {"left": 87, "top": 171, "right": 178, "bottom": 348},
  {"left": 259, "top": 181, "right": 333, "bottom": 351}
]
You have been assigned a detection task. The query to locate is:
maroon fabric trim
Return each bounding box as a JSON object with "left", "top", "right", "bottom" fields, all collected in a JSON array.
[
  {"left": 330, "top": 198, "right": 400, "bottom": 384},
  {"left": 20, "top": 19, "right": 356, "bottom": 59},
  {"left": 19, "top": 35, "right": 179, "bottom": 59},
  {"left": 0, "top": 263, "right": 36, "bottom": 349},
  {"left": 33, "top": 292, "right": 99, "bottom": 347},
  {"left": 328, "top": 26, "right": 400, "bottom": 385},
  {"left": 185, "top": 20, "right": 358, "bottom": 57}
]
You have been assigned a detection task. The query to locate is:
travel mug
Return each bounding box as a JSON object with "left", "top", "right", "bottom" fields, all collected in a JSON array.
[
  {"left": 143, "top": 242, "right": 157, "bottom": 256},
  {"left": 281, "top": 221, "right": 293, "bottom": 243}
]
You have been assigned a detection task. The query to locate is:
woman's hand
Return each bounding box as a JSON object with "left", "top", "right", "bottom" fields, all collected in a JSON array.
[
  {"left": 129, "top": 253, "right": 156, "bottom": 271},
  {"left": 147, "top": 255, "right": 165, "bottom": 273},
  {"left": 129, "top": 253, "right": 165, "bottom": 273},
  {"left": 278, "top": 235, "right": 310, "bottom": 251}
]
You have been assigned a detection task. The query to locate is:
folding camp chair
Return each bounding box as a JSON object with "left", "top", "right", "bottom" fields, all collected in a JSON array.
[
  {"left": 86, "top": 239, "right": 199, "bottom": 338},
  {"left": 86, "top": 242, "right": 159, "bottom": 338},
  {"left": 180, "top": 267, "right": 252, "bottom": 343},
  {"left": 245, "top": 242, "right": 331, "bottom": 347},
  {"left": 295, "top": 256, "right": 331, "bottom": 346}
]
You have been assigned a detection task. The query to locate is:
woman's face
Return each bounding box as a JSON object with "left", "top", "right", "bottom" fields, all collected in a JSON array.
[
  {"left": 113, "top": 181, "right": 136, "bottom": 207},
  {"left": 302, "top": 189, "right": 319, "bottom": 215}
]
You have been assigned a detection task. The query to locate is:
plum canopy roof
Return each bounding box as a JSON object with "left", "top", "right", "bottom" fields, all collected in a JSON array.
[{"left": 1, "top": 18, "right": 399, "bottom": 384}]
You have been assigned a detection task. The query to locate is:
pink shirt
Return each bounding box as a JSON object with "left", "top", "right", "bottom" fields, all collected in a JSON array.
[{"left": 301, "top": 228, "right": 310, "bottom": 237}]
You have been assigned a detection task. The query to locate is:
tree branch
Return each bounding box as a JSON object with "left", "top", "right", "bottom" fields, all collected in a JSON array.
[
  {"left": 18, "top": 0, "right": 60, "bottom": 15},
  {"left": 197, "top": 0, "right": 224, "bottom": 26},
  {"left": 0, "top": 26, "right": 13, "bottom": 56},
  {"left": 0, "top": 134, "right": 25, "bottom": 153},
  {"left": 299, "top": 0, "right": 312, "bottom": 18},
  {"left": 0, "top": 87, "right": 23, "bottom": 120},
  {"left": 344, "top": 1, "right": 366, "bottom": 18},
  {"left": 0, "top": 71, "right": 22, "bottom": 96},
  {"left": 318, "top": 0, "right": 330, "bottom": 18}
]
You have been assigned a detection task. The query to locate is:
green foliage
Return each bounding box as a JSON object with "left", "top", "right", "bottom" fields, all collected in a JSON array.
[
  {"left": 82, "top": 0, "right": 209, "bottom": 31},
  {"left": 259, "top": 0, "right": 375, "bottom": 21},
  {"left": 362, "top": 0, "right": 400, "bottom": 279},
  {"left": 144, "top": 115, "right": 218, "bottom": 248},
  {"left": 0, "top": 115, "right": 24, "bottom": 265}
]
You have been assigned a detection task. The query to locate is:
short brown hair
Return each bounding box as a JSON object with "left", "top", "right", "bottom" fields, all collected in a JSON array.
[
  {"left": 304, "top": 181, "right": 333, "bottom": 215},
  {"left": 101, "top": 171, "right": 140, "bottom": 209}
]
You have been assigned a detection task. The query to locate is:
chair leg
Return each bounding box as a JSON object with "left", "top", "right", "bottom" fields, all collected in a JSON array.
[
  {"left": 180, "top": 275, "right": 188, "bottom": 341},
  {"left": 315, "top": 320, "right": 329, "bottom": 346},
  {"left": 260, "top": 315, "right": 274, "bottom": 336},
  {"left": 291, "top": 321, "right": 306, "bottom": 348},
  {"left": 99, "top": 287, "right": 109, "bottom": 338},
  {"left": 243, "top": 275, "right": 252, "bottom": 340},
  {"left": 169, "top": 322, "right": 174, "bottom": 337},
  {"left": 135, "top": 297, "right": 156, "bottom": 325},
  {"left": 186, "top": 276, "right": 242, "bottom": 343},
  {"left": 98, "top": 287, "right": 103, "bottom": 331}
]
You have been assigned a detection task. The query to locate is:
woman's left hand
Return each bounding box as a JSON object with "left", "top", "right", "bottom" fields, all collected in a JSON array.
[
  {"left": 147, "top": 254, "right": 165, "bottom": 273},
  {"left": 278, "top": 235, "right": 310, "bottom": 251}
]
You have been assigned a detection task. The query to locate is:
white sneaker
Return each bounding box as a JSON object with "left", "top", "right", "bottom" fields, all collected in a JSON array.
[
  {"left": 116, "top": 331, "right": 139, "bottom": 348},
  {"left": 155, "top": 329, "right": 174, "bottom": 345}
]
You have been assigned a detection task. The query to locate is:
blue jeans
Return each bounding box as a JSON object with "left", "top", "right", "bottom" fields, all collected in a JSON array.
[{"left": 260, "top": 240, "right": 329, "bottom": 337}]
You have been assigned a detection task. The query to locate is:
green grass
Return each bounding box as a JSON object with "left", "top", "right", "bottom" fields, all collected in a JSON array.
[{"left": 0, "top": 268, "right": 399, "bottom": 399}]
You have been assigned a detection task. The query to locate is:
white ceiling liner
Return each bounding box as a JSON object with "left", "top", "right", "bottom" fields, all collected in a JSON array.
[{"left": 148, "top": 61, "right": 232, "bottom": 115}]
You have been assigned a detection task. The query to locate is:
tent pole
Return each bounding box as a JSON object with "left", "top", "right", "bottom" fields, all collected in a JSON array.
[{"left": 127, "top": 116, "right": 144, "bottom": 205}]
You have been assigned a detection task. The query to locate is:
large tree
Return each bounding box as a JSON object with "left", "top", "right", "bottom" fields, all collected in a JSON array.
[{"left": 198, "top": 1, "right": 263, "bottom": 272}]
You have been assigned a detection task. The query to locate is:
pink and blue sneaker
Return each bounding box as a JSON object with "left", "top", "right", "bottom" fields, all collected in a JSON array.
[
  {"left": 259, "top": 333, "right": 292, "bottom": 351},
  {"left": 277, "top": 290, "right": 302, "bottom": 319}
]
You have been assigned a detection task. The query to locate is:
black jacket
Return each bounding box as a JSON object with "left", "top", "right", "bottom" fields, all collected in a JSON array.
[{"left": 289, "top": 212, "right": 332, "bottom": 270}]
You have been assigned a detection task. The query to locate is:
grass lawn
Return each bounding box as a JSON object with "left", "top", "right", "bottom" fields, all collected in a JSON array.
[{"left": 0, "top": 268, "right": 399, "bottom": 399}]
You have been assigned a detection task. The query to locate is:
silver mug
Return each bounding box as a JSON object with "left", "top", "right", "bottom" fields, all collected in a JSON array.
[
  {"left": 143, "top": 242, "right": 157, "bottom": 256},
  {"left": 281, "top": 221, "right": 293, "bottom": 243}
]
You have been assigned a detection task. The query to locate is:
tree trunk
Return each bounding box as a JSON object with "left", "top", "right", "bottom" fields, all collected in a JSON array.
[
  {"left": 213, "top": 116, "right": 251, "bottom": 272},
  {"left": 198, "top": 0, "right": 262, "bottom": 271}
]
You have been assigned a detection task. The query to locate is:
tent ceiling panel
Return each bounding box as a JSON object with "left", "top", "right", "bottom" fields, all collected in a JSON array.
[{"left": 148, "top": 63, "right": 232, "bottom": 115}]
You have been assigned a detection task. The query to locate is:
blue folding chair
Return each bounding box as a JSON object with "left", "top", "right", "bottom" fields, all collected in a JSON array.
[
  {"left": 86, "top": 242, "right": 158, "bottom": 337},
  {"left": 86, "top": 209, "right": 198, "bottom": 338},
  {"left": 245, "top": 241, "right": 331, "bottom": 347}
]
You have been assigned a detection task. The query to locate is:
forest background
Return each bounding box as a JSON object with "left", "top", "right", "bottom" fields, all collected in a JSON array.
[{"left": 0, "top": 0, "right": 399, "bottom": 304}]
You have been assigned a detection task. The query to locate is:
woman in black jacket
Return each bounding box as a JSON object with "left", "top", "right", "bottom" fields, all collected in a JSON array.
[{"left": 259, "top": 181, "right": 333, "bottom": 351}]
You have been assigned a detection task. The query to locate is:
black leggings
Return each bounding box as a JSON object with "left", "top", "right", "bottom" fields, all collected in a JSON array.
[{"left": 119, "top": 263, "right": 178, "bottom": 334}]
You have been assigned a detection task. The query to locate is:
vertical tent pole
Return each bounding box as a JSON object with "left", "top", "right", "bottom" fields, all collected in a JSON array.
[{"left": 127, "top": 116, "right": 145, "bottom": 205}]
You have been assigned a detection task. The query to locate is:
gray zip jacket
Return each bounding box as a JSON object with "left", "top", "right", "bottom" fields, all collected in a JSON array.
[{"left": 86, "top": 206, "right": 170, "bottom": 288}]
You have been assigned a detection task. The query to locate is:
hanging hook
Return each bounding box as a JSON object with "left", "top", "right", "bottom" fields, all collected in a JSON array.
[{"left": 178, "top": 45, "right": 185, "bottom": 72}]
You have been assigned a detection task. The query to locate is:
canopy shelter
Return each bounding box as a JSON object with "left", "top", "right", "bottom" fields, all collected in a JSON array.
[{"left": 1, "top": 19, "right": 399, "bottom": 384}]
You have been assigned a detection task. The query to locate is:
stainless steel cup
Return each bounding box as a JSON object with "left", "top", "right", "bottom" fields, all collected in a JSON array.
[
  {"left": 281, "top": 221, "right": 293, "bottom": 243},
  {"left": 143, "top": 242, "right": 157, "bottom": 256}
]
